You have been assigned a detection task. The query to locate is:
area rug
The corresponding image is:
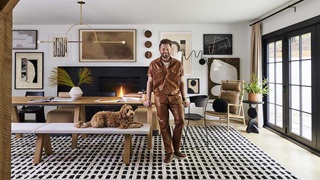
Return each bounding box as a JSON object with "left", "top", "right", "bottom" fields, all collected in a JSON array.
[{"left": 11, "top": 126, "right": 297, "bottom": 180}]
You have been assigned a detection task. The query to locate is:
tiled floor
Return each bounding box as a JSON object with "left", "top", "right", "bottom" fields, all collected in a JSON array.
[{"left": 187, "top": 120, "right": 320, "bottom": 180}]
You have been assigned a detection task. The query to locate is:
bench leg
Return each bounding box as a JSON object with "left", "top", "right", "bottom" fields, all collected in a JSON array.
[
  {"left": 147, "top": 106, "right": 152, "bottom": 149},
  {"left": 147, "top": 131, "right": 152, "bottom": 150},
  {"left": 34, "top": 134, "right": 44, "bottom": 164},
  {"left": 12, "top": 106, "right": 23, "bottom": 138},
  {"left": 43, "top": 134, "right": 52, "bottom": 155},
  {"left": 123, "top": 134, "right": 132, "bottom": 165},
  {"left": 71, "top": 134, "right": 78, "bottom": 149}
]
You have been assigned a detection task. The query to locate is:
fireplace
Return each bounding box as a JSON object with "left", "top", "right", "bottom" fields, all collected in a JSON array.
[
  {"left": 57, "top": 66, "right": 148, "bottom": 120},
  {"left": 98, "top": 76, "right": 142, "bottom": 97}
]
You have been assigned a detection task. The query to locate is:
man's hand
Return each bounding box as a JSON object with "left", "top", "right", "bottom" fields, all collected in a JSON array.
[
  {"left": 183, "top": 100, "right": 190, "bottom": 107},
  {"left": 143, "top": 100, "right": 152, "bottom": 107}
]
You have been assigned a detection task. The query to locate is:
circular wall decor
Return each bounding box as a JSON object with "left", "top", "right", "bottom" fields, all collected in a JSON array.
[
  {"left": 145, "top": 51, "right": 152, "bottom": 59},
  {"left": 145, "top": 41, "right": 152, "bottom": 48},
  {"left": 144, "top": 30, "right": 152, "bottom": 38}
]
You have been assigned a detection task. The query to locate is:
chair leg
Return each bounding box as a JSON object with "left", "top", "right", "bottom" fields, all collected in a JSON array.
[
  {"left": 203, "top": 118, "right": 208, "bottom": 146},
  {"left": 182, "top": 120, "right": 191, "bottom": 149},
  {"left": 227, "top": 117, "right": 230, "bottom": 134},
  {"left": 18, "top": 113, "right": 25, "bottom": 122},
  {"left": 36, "top": 111, "right": 46, "bottom": 123}
]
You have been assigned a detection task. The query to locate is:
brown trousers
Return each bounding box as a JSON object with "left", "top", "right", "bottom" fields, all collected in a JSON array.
[{"left": 154, "top": 95, "right": 184, "bottom": 154}]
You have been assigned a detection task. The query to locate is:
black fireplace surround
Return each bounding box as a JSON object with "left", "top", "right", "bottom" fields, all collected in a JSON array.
[{"left": 58, "top": 66, "right": 148, "bottom": 120}]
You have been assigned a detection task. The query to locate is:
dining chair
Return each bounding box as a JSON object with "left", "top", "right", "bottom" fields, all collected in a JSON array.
[
  {"left": 18, "top": 91, "right": 45, "bottom": 123},
  {"left": 182, "top": 95, "right": 209, "bottom": 148}
]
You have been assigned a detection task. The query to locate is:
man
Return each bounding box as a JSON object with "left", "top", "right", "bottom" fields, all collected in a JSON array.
[{"left": 143, "top": 39, "right": 190, "bottom": 164}]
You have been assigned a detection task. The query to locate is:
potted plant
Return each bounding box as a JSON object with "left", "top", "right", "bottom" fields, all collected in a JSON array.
[
  {"left": 49, "top": 67, "right": 93, "bottom": 99},
  {"left": 244, "top": 73, "right": 269, "bottom": 102}
]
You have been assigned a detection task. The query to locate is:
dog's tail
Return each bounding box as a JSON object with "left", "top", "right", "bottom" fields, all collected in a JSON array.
[{"left": 74, "top": 121, "right": 92, "bottom": 128}]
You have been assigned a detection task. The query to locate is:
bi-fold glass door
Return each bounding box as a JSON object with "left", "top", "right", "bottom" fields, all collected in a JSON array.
[{"left": 264, "top": 25, "right": 318, "bottom": 151}]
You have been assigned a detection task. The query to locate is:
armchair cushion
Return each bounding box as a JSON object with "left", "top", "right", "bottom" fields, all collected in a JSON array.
[
  {"left": 220, "top": 91, "right": 239, "bottom": 114},
  {"left": 221, "top": 82, "right": 241, "bottom": 92},
  {"left": 212, "top": 98, "right": 228, "bottom": 112}
]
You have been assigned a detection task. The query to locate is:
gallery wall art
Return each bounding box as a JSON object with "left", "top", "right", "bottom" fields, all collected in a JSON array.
[
  {"left": 160, "top": 32, "right": 192, "bottom": 75},
  {"left": 15, "top": 52, "right": 43, "bottom": 89},
  {"left": 79, "top": 29, "right": 136, "bottom": 62},
  {"left": 203, "top": 34, "right": 232, "bottom": 55},
  {"left": 13, "top": 30, "right": 37, "bottom": 50},
  {"left": 187, "top": 78, "right": 200, "bottom": 94},
  {"left": 207, "top": 57, "right": 239, "bottom": 99},
  {"left": 50, "top": 35, "right": 69, "bottom": 60}
]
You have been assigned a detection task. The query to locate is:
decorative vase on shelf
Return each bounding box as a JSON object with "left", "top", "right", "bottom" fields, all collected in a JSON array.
[
  {"left": 69, "top": 87, "right": 83, "bottom": 99},
  {"left": 248, "top": 93, "right": 260, "bottom": 102}
]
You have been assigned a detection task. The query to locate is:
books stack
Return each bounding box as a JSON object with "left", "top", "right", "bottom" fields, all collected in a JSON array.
[
  {"left": 28, "top": 97, "right": 75, "bottom": 103},
  {"left": 28, "top": 97, "right": 54, "bottom": 103},
  {"left": 123, "top": 92, "right": 145, "bottom": 101}
]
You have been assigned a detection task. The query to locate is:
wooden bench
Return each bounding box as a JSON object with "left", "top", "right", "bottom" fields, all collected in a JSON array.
[{"left": 11, "top": 123, "right": 151, "bottom": 165}]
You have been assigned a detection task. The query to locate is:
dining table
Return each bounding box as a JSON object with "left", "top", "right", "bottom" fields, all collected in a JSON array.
[{"left": 12, "top": 96, "right": 154, "bottom": 149}]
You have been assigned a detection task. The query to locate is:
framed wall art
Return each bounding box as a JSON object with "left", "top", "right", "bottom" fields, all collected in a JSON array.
[
  {"left": 160, "top": 32, "right": 192, "bottom": 75},
  {"left": 50, "top": 35, "right": 69, "bottom": 60},
  {"left": 203, "top": 34, "right": 232, "bottom": 55},
  {"left": 207, "top": 58, "right": 240, "bottom": 99},
  {"left": 79, "top": 29, "right": 136, "bottom": 62},
  {"left": 187, "top": 78, "right": 199, "bottom": 94},
  {"left": 15, "top": 52, "right": 43, "bottom": 89},
  {"left": 13, "top": 30, "right": 38, "bottom": 50}
]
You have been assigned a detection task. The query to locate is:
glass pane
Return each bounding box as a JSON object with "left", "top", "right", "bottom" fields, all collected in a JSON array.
[
  {"left": 268, "top": 104, "right": 275, "bottom": 125},
  {"left": 290, "top": 85, "right": 300, "bottom": 110},
  {"left": 276, "top": 63, "right": 282, "bottom": 83},
  {"left": 276, "top": 84, "right": 282, "bottom": 106},
  {"left": 268, "top": 43, "right": 274, "bottom": 63},
  {"left": 268, "top": 63, "right": 274, "bottom": 83},
  {"left": 302, "top": 87, "right": 311, "bottom": 113},
  {"left": 290, "top": 61, "right": 300, "bottom": 85},
  {"left": 276, "top": 105, "right": 283, "bottom": 128},
  {"left": 290, "top": 35, "right": 300, "bottom": 61},
  {"left": 290, "top": 110, "right": 300, "bottom": 135},
  {"left": 301, "top": 60, "right": 311, "bottom": 86},
  {"left": 275, "top": 40, "right": 282, "bottom": 62},
  {"left": 268, "top": 83, "right": 275, "bottom": 103},
  {"left": 302, "top": 113, "right": 312, "bottom": 141},
  {"left": 301, "top": 33, "right": 311, "bottom": 60}
]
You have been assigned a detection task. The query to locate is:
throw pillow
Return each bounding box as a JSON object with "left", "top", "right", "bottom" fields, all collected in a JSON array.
[{"left": 212, "top": 98, "right": 228, "bottom": 112}]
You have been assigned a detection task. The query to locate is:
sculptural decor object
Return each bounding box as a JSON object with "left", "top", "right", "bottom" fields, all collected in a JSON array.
[{"left": 49, "top": 67, "right": 93, "bottom": 99}]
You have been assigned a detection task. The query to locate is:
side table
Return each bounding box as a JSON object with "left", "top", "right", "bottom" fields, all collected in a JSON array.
[{"left": 242, "top": 100, "right": 264, "bottom": 134}]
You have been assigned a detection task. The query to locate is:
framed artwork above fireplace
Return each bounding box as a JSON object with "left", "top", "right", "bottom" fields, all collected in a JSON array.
[{"left": 79, "top": 29, "right": 136, "bottom": 62}]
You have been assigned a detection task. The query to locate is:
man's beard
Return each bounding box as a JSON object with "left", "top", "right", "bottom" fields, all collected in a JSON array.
[{"left": 161, "top": 53, "right": 170, "bottom": 60}]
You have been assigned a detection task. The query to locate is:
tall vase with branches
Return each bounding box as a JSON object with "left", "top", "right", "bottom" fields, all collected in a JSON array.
[{"left": 49, "top": 67, "right": 93, "bottom": 99}]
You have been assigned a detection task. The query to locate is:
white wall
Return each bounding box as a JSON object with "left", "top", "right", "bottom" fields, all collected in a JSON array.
[
  {"left": 261, "top": 0, "right": 320, "bottom": 35},
  {"left": 12, "top": 23, "right": 251, "bottom": 118}
]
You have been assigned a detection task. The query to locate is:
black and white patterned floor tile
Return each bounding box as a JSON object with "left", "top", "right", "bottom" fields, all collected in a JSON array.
[{"left": 11, "top": 126, "right": 297, "bottom": 180}]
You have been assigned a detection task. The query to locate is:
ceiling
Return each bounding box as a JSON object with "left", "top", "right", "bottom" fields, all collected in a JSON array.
[{"left": 13, "top": 0, "right": 294, "bottom": 25}]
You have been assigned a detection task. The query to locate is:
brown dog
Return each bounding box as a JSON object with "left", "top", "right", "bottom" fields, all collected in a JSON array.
[{"left": 75, "top": 104, "right": 143, "bottom": 129}]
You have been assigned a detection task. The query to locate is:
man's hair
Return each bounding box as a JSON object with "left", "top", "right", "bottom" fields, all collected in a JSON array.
[{"left": 159, "top": 39, "right": 172, "bottom": 48}]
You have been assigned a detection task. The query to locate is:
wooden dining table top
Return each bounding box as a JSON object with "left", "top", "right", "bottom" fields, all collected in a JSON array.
[{"left": 12, "top": 96, "right": 145, "bottom": 106}]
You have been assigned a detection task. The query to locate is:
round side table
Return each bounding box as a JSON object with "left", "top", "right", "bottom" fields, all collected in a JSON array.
[{"left": 243, "top": 100, "right": 264, "bottom": 134}]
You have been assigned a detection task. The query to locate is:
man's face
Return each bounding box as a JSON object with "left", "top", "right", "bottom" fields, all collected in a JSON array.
[{"left": 159, "top": 44, "right": 171, "bottom": 60}]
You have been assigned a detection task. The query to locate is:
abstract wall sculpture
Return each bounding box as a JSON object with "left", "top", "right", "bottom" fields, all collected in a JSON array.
[{"left": 207, "top": 58, "right": 239, "bottom": 99}]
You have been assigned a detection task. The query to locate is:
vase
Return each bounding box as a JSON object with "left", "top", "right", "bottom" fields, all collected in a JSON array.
[
  {"left": 69, "top": 87, "right": 83, "bottom": 99},
  {"left": 248, "top": 93, "right": 260, "bottom": 102}
]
